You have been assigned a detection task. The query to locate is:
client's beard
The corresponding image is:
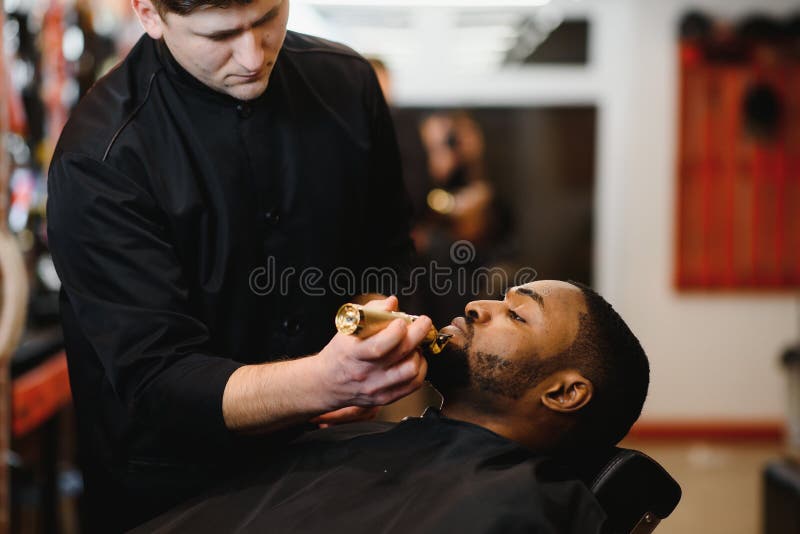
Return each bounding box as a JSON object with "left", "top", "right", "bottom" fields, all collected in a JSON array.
[
  {"left": 426, "top": 342, "right": 472, "bottom": 396},
  {"left": 426, "top": 321, "right": 547, "bottom": 401}
]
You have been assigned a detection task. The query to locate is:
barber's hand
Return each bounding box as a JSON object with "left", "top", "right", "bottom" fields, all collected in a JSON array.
[
  {"left": 310, "top": 406, "right": 380, "bottom": 429},
  {"left": 316, "top": 295, "right": 430, "bottom": 410}
]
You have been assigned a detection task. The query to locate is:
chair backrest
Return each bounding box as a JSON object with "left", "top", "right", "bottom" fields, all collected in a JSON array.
[{"left": 586, "top": 447, "right": 682, "bottom": 534}]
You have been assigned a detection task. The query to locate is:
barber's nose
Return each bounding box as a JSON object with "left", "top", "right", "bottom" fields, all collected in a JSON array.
[
  {"left": 465, "top": 300, "right": 496, "bottom": 324},
  {"left": 234, "top": 30, "right": 266, "bottom": 72}
]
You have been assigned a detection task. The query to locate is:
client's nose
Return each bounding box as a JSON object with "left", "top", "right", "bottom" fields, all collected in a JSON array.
[{"left": 465, "top": 301, "right": 493, "bottom": 323}]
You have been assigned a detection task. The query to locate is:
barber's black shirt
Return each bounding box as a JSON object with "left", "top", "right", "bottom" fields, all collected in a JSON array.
[
  {"left": 47, "top": 32, "right": 413, "bottom": 531},
  {"left": 137, "top": 409, "right": 607, "bottom": 533}
]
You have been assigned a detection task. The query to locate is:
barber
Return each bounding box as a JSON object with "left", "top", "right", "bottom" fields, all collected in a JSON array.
[{"left": 46, "top": 0, "right": 428, "bottom": 531}]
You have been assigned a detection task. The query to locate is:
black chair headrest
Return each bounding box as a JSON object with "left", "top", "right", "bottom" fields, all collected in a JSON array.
[{"left": 580, "top": 447, "right": 681, "bottom": 533}]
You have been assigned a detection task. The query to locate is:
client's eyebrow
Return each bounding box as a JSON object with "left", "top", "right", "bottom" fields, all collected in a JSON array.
[{"left": 513, "top": 287, "right": 545, "bottom": 309}]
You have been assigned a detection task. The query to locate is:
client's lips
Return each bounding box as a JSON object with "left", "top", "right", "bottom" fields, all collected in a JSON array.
[{"left": 450, "top": 317, "right": 468, "bottom": 334}]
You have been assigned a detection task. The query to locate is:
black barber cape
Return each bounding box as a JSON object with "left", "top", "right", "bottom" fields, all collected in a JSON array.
[
  {"left": 136, "top": 409, "right": 607, "bottom": 534},
  {"left": 47, "top": 32, "right": 413, "bottom": 532}
]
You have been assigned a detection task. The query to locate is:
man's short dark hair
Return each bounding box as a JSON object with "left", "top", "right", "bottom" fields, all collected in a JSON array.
[
  {"left": 152, "top": 0, "right": 253, "bottom": 16},
  {"left": 556, "top": 282, "right": 650, "bottom": 451}
]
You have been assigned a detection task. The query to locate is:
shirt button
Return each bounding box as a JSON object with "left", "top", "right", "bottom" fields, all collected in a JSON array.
[
  {"left": 236, "top": 103, "right": 253, "bottom": 118},
  {"left": 282, "top": 317, "right": 302, "bottom": 336},
  {"left": 264, "top": 209, "right": 281, "bottom": 226}
]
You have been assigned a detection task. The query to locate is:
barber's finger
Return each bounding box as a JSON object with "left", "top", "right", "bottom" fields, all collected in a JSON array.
[
  {"left": 375, "top": 315, "right": 433, "bottom": 369},
  {"left": 375, "top": 356, "right": 429, "bottom": 406},
  {"left": 353, "top": 318, "right": 407, "bottom": 361},
  {"left": 408, "top": 315, "right": 433, "bottom": 344},
  {"left": 363, "top": 295, "right": 398, "bottom": 312},
  {"left": 383, "top": 351, "right": 427, "bottom": 390}
]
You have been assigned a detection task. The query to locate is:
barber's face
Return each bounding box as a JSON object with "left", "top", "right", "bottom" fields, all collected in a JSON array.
[
  {"left": 145, "top": 0, "right": 289, "bottom": 101},
  {"left": 430, "top": 280, "right": 586, "bottom": 400}
]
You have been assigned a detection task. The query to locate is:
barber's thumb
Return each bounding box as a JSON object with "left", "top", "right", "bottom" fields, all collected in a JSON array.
[{"left": 364, "top": 295, "right": 398, "bottom": 311}]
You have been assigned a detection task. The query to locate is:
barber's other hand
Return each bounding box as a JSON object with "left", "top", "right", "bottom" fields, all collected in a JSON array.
[
  {"left": 310, "top": 406, "right": 380, "bottom": 428},
  {"left": 317, "top": 295, "right": 430, "bottom": 410}
]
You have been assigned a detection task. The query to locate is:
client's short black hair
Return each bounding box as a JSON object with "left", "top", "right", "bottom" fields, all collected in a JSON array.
[{"left": 556, "top": 282, "right": 650, "bottom": 451}]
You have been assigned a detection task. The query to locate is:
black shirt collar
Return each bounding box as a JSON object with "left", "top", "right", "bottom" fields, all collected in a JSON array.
[{"left": 154, "top": 37, "right": 274, "bottom": 108}]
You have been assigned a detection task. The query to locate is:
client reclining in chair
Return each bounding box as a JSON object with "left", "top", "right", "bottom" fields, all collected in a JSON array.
[{"left": 137, "top": 280, "right": 650, "bottom": 533}]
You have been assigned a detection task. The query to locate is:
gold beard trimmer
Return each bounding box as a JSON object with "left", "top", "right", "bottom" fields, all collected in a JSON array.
[{"left": 335, "top": 304, "right": 452, "bottom": 355}]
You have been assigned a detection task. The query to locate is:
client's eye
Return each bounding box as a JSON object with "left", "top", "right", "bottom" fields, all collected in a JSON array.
[{"left": 509, "top": 310, "right": 526, "bottom": 323}]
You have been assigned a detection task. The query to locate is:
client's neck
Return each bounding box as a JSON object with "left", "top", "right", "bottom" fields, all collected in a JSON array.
[{"left": 441, "top": 399, "right": 543, "bottom": 452}]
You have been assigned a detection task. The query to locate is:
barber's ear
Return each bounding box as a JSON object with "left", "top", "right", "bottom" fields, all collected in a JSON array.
[
  {"left": 132, "top": 0, "right": 166, "bottom": 40},
  {"left": 541, "top": 371, "right": 593, "bottom": 413}
]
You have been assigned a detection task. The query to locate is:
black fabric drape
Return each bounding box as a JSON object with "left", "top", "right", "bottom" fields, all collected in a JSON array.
[{"left": 137, "top": 409, "right": 606, "bottom": 533}]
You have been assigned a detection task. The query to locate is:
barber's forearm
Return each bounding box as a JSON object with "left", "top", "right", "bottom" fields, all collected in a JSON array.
[
  {"left": 222, "top": 355, "right": 330, "bottom": 434},
  {"left": 223, "top": 297, "right": 431, "bottom": 435}
]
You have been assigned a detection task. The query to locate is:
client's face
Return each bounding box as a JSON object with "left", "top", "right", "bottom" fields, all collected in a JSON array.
[{"left": 428, "top": 280, "right": 586, "bottom": 402}]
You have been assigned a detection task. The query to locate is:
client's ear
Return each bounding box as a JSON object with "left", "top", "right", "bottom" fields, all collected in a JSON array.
[{"left": 541, "top": 371, "right": 593, "bottom": 413}]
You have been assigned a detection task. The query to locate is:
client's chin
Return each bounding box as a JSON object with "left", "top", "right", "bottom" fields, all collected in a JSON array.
[{"left": 425, "top": 337, "right": 471, "bottom": 395}]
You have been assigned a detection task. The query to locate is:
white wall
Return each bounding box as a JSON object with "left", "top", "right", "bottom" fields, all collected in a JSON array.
[
  {"left": 293, "top": 0, "right": 800, "bottom": 421},
  {"left": 601, "top": 0, "right": 799, "bottom": 422},
  {"left": 405, "top": 0, "right": 800, "bottom": 421}
]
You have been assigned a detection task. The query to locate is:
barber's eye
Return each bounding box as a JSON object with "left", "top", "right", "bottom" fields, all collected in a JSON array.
[{"left": 509, "top": 310, "right": 526, "bottom": 323}]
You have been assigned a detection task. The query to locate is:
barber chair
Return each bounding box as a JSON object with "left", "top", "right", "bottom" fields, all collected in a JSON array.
[{"left": 575, "top": 447, "right": 682, "bottom": 534}]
